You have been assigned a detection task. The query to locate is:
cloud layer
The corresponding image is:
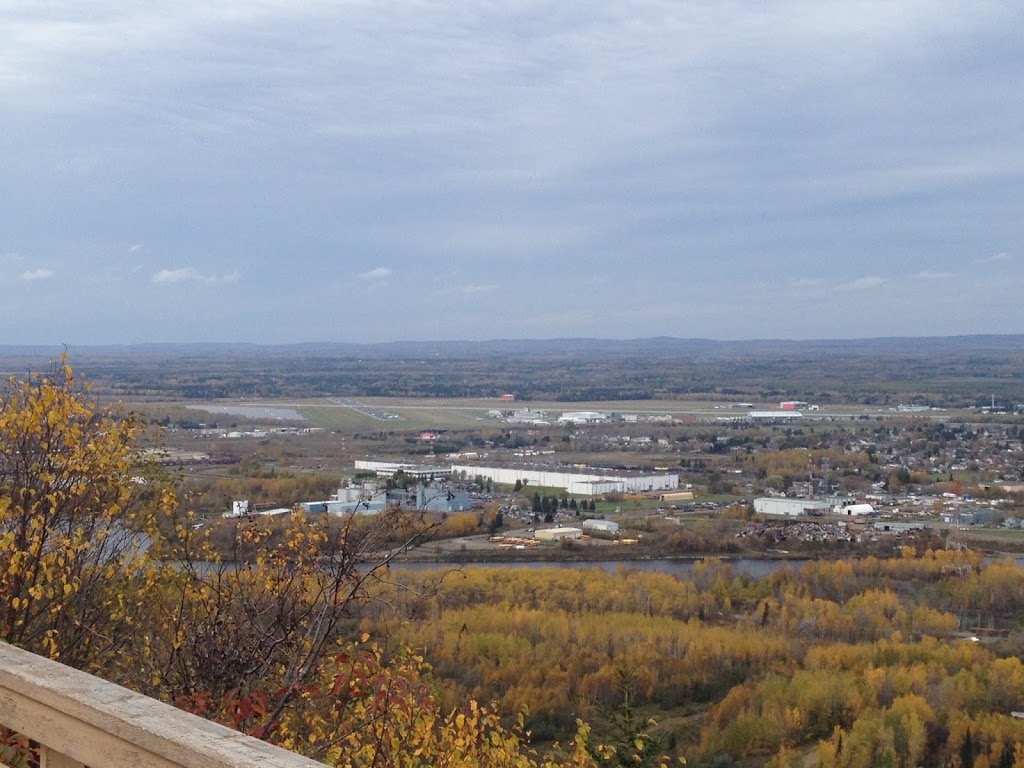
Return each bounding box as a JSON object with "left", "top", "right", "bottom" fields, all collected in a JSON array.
[{"left": 1, "top": 2, "right": 1022, "bottom": 343}]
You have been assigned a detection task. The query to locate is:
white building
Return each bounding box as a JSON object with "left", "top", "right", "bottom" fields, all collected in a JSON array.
[
  {"left": 449, "top": 464, "right": 678, "bottom": 496},
  {"left": 334, "top": 481, "right": 387, "bottom": 505},
  {"left": 749, "top": 411, "right": 804, "bottom": 421},
  {"left": 356, "top": 458, "right": 678, "bottom": 497},
  {"left": 301, "top": 480, "right": 389, "bottom": 516},
  {"left": 224, "top": 500, "right": 292, "bottom": 518},
  {"left": 508, "top": 408, "right": 549, "bottom": 425},
  {"left": 354, "top": 460, "right": 453, "bottom": 480},
  {"left": 582, "top": 519, "right": 620, "bottom": 536},
  {"left": 557, "top": 411, "right": 609, "bottom": 425},
  {"left": 837, "top": 503, "right": 875, "bottom": 516},
  {"left": 754, "top": 498, "right": 833, "bottom": 517}
]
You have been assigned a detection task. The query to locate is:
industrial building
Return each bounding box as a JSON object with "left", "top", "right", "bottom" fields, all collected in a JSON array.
[
  {"left": 301, "top": 477, "right": 472, "bottom": 515},
  {"left": 754, "top": 498, "right": 833, "bottom": 517},
  {"left": 301, "top": 480, "right": 389, "bottom": 515},
  {"left": 534, "top": 527, "right": 583, "bottom": 542},
  {"left": 448, "top": 463, "right": 678, "bottom": 496},
  {"left": 507, "top": 408, "right": 550, "bottom": 425},
  {"left": 873, "top": 521, "right": 927, "bottom": 533},
  {"left": 838, "top": 503, "right": 875, "bottom": 516},
  {"left": 354, "top": 460, "right": 453, "bottom": 480},
  {"left": 557, "top": 411, "right": 609, "bottom": 425},
  {"left": 582, "top": 519, "right": 620, "bottom": 536},
  {"left": 416, "top": 481, "right": 472, "bottom": 513},
  {"left": 301, "top": 498, "right": 387, "bottom": 515},
  {"left": 749, "top": 411, "right": 804, "bottom": 421},
  {"left": 354, "top": 457, "right": 677, "bottom": 497},
  {"left": 940, "top": 509, "right": 995, "bottom": 526},
  {"left": 223, "top": 500, "right": 291, "bottom": 518}
]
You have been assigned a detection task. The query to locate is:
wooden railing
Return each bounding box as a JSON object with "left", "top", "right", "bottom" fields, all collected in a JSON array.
[{"left": 0, "top": 642, "right": 324, "bottom": 768}]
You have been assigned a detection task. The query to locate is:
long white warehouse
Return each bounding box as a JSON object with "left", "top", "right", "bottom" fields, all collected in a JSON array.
[
  {"left": 753, "top": 498, "right": 833, "bottom": 517},
  {"left": 355, "top": 458, "right": 678, "bottom": 496},
  {"left": 449, "top": 464, "right": 678, "bottom": 496}
]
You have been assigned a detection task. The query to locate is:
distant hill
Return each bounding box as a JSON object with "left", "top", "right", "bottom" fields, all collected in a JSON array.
[
  {"left": 3, "top": 334, "right": 1020, "bottom": 361},
  {"left": 1, "top": 336, "right": 1022, "bottom": 405}
]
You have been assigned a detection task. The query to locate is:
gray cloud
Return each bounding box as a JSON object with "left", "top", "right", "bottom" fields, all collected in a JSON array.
[{"left": 2, "top": 2, "right": 1023, "bottom": 343}]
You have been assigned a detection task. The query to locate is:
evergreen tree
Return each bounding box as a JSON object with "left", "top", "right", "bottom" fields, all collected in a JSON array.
[
  {"left": 999, "top": 742, "right": 1014, "bottom": 768},
  {"left": 960, "top": 728, "right": 974, "bottom": 768}
]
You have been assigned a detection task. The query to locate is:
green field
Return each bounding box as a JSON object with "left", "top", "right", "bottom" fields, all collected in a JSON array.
[{"left": 152, "top": 396, "right": 918, "bottom": 434}]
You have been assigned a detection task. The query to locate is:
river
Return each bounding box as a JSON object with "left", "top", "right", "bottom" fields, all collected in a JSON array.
[{"left": 389, "top": 557, "right": 799, "bottom": 579}]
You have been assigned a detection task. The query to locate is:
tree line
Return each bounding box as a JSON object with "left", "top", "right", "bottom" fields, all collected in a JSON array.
[{"left": 366, "top": 552, "right": 1024, "bottom": 766}]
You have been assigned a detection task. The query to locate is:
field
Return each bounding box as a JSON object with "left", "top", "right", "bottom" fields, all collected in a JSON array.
[{"left": 136, "top": 396, "right": 951, "bottom": 434}]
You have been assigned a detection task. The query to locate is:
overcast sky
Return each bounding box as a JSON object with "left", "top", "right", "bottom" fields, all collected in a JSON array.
[{"left": 2, "top": 1, "right": 1022, "bottom": 344}]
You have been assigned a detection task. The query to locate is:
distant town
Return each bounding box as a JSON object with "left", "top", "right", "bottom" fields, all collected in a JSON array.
[{"left": 140, "top": 385, "right": 1024, "bottom": 561}]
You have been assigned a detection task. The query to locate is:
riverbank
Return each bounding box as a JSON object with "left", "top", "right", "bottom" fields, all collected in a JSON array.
[{"left": 389, "top": 543, "right": 811, "bottom": 567}]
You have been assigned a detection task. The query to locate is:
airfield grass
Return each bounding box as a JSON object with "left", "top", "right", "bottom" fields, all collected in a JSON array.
[
  {"left": 128, "top": 396, "right": 939, "bottom": 435},
  {"left": 308, "top": 401, "right": 930, "bottom": 431}
]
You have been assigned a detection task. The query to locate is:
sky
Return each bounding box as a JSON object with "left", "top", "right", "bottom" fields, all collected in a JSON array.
[{"left": 2, "top": 1, "right": 1023, "bottom": 345}]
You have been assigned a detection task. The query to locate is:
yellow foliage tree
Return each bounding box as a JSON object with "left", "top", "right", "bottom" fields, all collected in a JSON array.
[{"left": 0, "top": 357, "right": 169, "bottom": 666}]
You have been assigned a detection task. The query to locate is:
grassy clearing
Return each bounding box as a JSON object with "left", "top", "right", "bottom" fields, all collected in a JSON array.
[{"left": 293, "top": 404, "right": 384, "bottom": 430}]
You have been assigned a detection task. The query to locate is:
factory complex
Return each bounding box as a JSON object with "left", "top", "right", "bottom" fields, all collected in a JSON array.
[
  {"left": 355, "top": 459, "right": 679, "bottom": 496},
  {"left": 297, "top": 477, "right": 473, "bottom": 516}
]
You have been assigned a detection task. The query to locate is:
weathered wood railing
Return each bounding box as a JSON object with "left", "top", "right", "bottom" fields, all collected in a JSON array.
[{"left": 0, "top": 641, "right": 323, "bottom": 768}]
